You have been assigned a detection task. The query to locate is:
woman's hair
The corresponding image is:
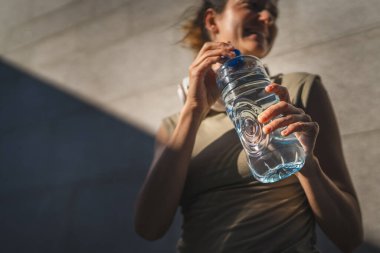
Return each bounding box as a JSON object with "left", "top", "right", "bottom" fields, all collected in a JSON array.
[
  {"left": 181, "top": 0, "right": 279, "bottom": 53},
  {"left": 181, "top": 0, "right": 229, "bottom": 53}
]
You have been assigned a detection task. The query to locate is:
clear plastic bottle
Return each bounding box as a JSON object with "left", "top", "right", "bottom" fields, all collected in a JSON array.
[{"left": 216, "top": 51, "right": 305, "bottom": 183}]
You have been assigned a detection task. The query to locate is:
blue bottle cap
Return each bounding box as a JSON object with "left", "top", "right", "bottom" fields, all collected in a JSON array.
[
  {"left": 233, "top": 49, "right": 241, "bottom": 56},
  {"left": 220, "top": 49, "right": 241, "bottom": 62},
  {"left": 226, "top": 49, "right": 242, "bottom": 67}
]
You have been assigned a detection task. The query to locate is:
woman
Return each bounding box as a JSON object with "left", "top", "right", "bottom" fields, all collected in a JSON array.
[{"left": 134, "top": 0, "right": 363, "bottom": 252}]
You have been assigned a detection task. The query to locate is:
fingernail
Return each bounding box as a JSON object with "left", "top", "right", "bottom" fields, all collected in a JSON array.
[
  {"left": 264, "top": 126, "right": 271, "bottom": 134},
  {"left": 281, "top": 130, "right": 288, "bottom": 136}
]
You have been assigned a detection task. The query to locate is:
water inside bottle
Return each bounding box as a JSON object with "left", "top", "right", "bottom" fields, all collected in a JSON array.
[{"left": 224, "top": 81, "right": 305, "bottom": 183}]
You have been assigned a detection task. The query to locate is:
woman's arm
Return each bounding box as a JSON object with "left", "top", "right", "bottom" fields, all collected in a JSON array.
[
  {"left": 134, "top": 42, "right": 236, "bottom": 240},
  {"left": 296, "top": 79, "right": 363, "bottom": 252},
  {"left": 259, "top": 80, "right": 363, "bottom": 252},
  {"left": 134, "top": 106, "right": 204, "bottom": 240}
]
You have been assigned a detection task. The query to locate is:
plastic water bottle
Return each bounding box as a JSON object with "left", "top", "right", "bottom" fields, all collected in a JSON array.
[{"left": 216, "top": 50, "right": 305, "bottom": 183}]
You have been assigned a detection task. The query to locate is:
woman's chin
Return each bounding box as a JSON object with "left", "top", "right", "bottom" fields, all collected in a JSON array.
[{"left": 239, "top": 43, "right": 269, "bottom": 58}]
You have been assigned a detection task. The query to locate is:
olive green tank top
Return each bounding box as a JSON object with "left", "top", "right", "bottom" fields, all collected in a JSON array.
[{"left": 162, "top": 73, "right": 321, "bottom": 253}]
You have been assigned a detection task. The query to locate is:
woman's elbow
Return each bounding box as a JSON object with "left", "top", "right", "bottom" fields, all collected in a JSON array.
[
  {"left": 352, "top": 225, "right": 364, "bottom": 250},
  {"left": 341, "top": 238, "right": 363, "bottom": 253},
  {"left": 134, "top": 218, "right": 166, "bottom": 241},
  {"left": 351, "top": 216, "right": 364, "bottom": 250},
  {"left": 135, "top": 227, "right": 164, "bottom": 241},
  {"left": 340, "top": 224, "right": 364, "bottom": 252}
]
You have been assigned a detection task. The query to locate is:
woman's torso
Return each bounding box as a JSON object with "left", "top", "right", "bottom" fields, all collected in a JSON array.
[{"left": 162, "top": 73, "right": 320, "bottom": 253}]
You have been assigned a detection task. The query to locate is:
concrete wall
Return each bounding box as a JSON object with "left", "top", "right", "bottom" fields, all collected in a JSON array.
[{"left": 0, "top": 0, "right": 379, "bottom": 252}]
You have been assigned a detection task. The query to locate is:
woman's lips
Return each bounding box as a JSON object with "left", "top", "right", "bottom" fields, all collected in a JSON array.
[
  {"left": 245, "top": 32, "right": 265, "bottom": 41},
  {"left": 243, "top": 27, "right": 266, "bottom": 38}
]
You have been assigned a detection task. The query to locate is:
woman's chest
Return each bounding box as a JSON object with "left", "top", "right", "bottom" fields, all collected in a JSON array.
[{"left": 184, "top": 114, "right": 254, "bottom": 197}]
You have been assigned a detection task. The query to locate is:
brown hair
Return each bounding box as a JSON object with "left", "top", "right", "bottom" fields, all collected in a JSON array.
[
  {"left": 181, "top": 0, "right": 228, "bottom": 53},
  {"left": 181, "top": 0, "right": 279, "bottom": 53}
]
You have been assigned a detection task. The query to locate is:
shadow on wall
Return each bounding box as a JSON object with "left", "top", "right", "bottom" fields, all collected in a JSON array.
[
  {"left": 0, "top": 58, "right": 377, "bottom": 253},
  {"left": 0, "top": 58, "right": 180, "bottom": 253}
]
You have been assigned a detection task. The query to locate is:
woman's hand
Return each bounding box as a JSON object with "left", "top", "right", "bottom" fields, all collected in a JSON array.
[
  {"left": 186, "top": 42, "right": 236, "bottom": 117},
  {"left": 257, "top": 83, "right": 319, "bottom": 155}
]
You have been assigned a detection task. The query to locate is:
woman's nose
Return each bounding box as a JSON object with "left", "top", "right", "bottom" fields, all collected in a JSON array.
[{"left": 258, "top": 9, "right": 275, "bottom": 25}]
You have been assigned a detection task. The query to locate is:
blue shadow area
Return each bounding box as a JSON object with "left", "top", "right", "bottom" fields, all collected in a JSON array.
[{"left": 0, "top": 58, "right": 180, "bottom": 253}]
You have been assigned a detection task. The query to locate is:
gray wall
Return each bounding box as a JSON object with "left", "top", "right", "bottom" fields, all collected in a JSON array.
[{"left": 0, "top": 0, "right": 379, "bottom": 252}]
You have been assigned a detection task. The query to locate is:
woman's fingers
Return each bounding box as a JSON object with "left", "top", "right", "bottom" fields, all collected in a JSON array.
[
  {"left": 262, "top": 113, "right": 311, "bottom": 134},
  {"left": 281, "top": 121, "right": 319, "bottom": 137},
  {"left": 190, "top": 55, "right": 223, "bottom": 79},
  {"left": 186, "top": 41, "right": 238, "bottom": 114},
  {"left": 260, "top": 83, "right": 319, "bottom": 154},
  {"left": 258, "top": 101, "right": 305, "bottom": 124},
  {"left": 196, "top": 41, "right": 233, "bottom": 60},
  {"left": 265, "top": 83, "right": 290, "bottom": 102},
  {"left": 191, "top": 45, "right": 235, "bottom": 70},
  {"left": 189, "top": 42, "right": 236, "bottom": 82},
  {"left": 258, "top": 98, "right": 315, "bottom": 137}
]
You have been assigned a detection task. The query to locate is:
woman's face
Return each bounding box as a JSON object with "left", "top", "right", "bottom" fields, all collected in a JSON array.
[{"left": 212, "top": 0, "right": 278, "bottom": 58}]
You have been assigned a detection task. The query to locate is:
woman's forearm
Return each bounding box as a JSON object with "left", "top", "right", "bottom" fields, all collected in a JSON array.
[
  {"left": 296, "top": 155, "right": 363, "bottom": 252},
  {"left": 134, "top": 105, "right": 204, "bottom": 240}
]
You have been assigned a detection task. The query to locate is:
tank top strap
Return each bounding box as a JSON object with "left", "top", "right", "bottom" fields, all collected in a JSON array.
[
  {"left": 161, "top": 113, "right": 180, "bottom": 136},
  {"left": 271, "top": 72, "right": 320, "bottom": 110}
]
